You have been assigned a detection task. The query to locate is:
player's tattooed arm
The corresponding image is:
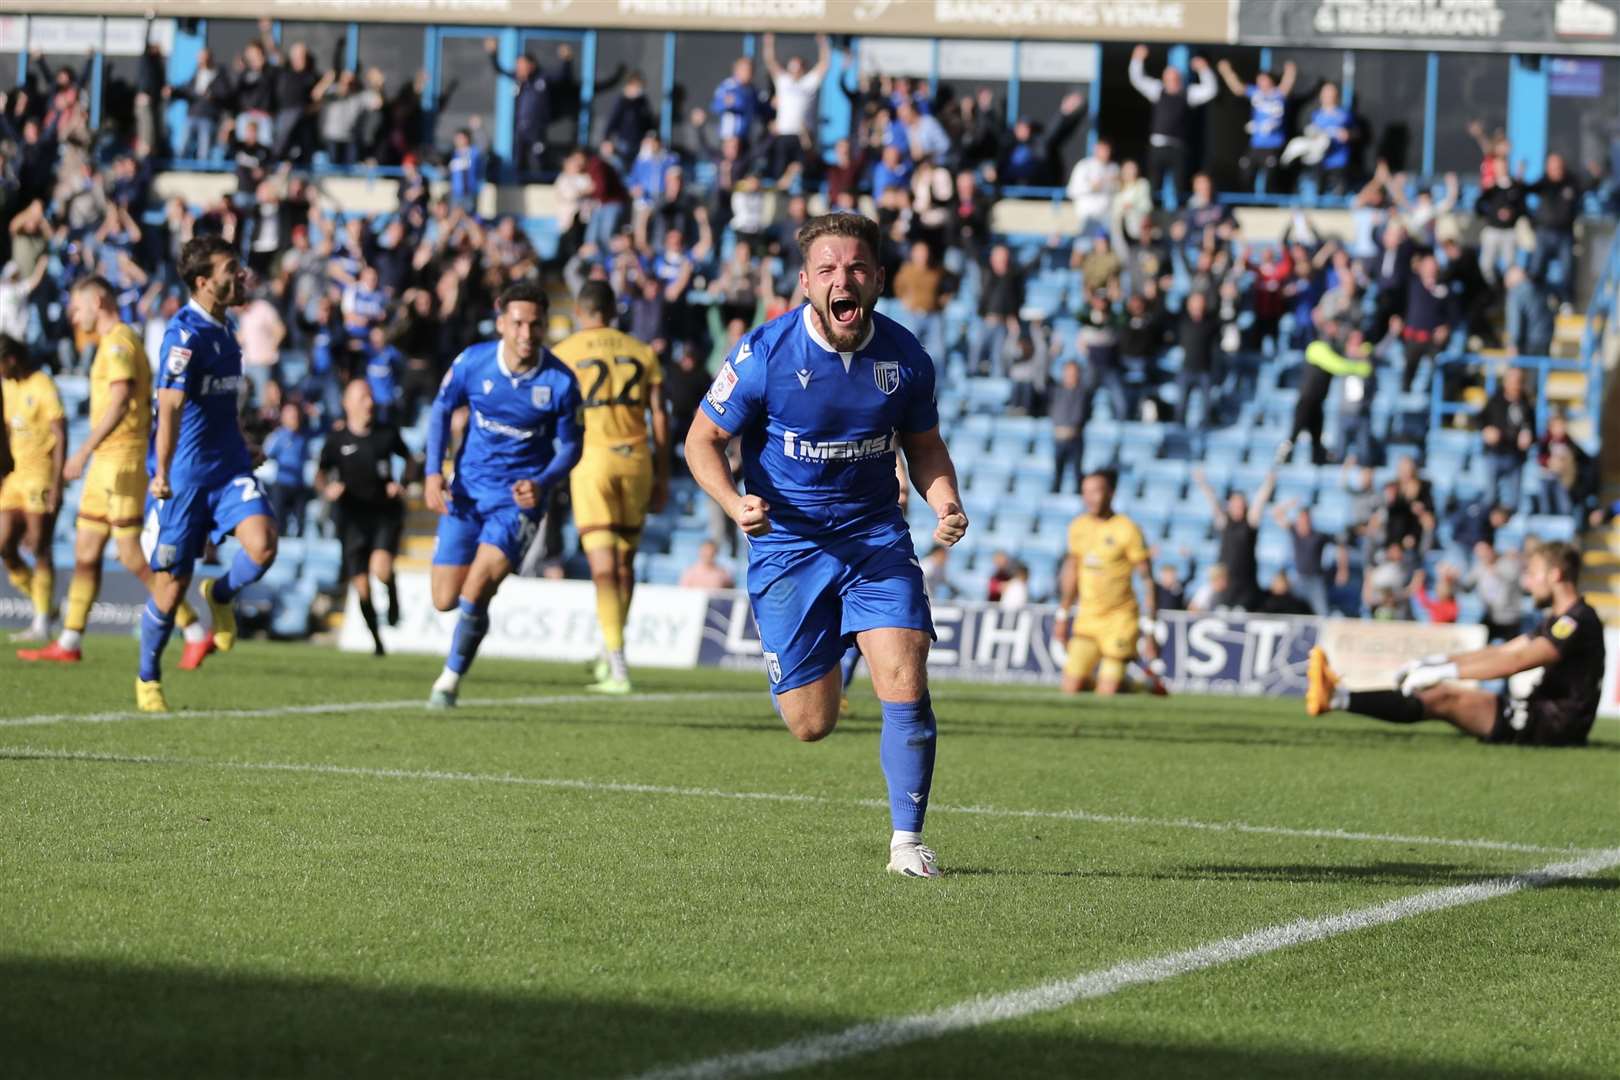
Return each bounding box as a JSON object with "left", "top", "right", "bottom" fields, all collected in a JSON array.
[
  {"left": 46, "top": 417, "right": 66, "bottom": 513},
  {"left": 897, "top": 425, "right": 966, "bottom": 547}
]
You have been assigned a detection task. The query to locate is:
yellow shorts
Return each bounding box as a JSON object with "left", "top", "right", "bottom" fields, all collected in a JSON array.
[
  {"left": 571, "top": 446, "right": 654, "bottom": 552},
  {"left": 1063, "top": 608, "right": 1139, "bottom": 677},
  {"left": 77, "top": 455, "right": 148, "bottom": 535},
  {"left": 0, "top": 472, "right": 53, "bottom": 515}
]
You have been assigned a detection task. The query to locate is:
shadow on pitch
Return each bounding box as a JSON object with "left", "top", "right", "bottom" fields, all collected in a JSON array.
[
  {"left": 944, "top": 862, "right": 1619, "bottom": 890},
  {"left": 2, "top": 953, "right": 1594, "bottom": 1080}
]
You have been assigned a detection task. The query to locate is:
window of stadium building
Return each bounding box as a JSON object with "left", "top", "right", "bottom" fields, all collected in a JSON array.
[
  {"left": 592, "top": 29, "right": 667, "bottom": 139},
  {"left": 1545, "top": 57, "right": 1620, "bottom": 174},
  {"left": 674, "top": 31, "right": 748, "bottom": 120},
  {"left": 357, "top": 24, "right": 426, "bottom": 110},
  {"left": 1433, "top": 53, "right": 1509, "bottom": 176},
  {"left": 1349, "top": 50, "right": 1429, "bottom": 177}
]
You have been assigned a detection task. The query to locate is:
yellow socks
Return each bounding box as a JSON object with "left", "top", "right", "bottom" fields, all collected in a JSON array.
[
  {"left": 175, "top": 600, "right": 198, "bottom": 629},
  {"left": 6, "top": 566, "right": 31, "bottom": 600},
  {"left": 597, "top": 586, "right": 625, "bottom": 652},
  {"left": 65, "top": 574, "right": 96, "bottom": 633},
  {"left": 30, "top": 566, "right": 54, "bottom": 618}
]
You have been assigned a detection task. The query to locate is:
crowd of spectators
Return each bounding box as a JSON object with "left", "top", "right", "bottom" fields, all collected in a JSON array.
[{"left": 0, "top": 28, "right": 1612, "bottom": 629}]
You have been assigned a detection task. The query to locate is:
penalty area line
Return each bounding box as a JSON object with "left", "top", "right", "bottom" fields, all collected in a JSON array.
[
  {"left": 0, "top": 689, "right": 762, "bottom": 729},
  {"left": 0, "top": 746, "right": 1588, "bottom": 857},
  {"left": 627, "top": 846, "right": 1620, "bottom": 1080}
]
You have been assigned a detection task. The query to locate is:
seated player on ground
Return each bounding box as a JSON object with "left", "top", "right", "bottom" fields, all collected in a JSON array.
[
  {"left": 423, "top": 281, "right": 584, "bottom": 707},
  {"left": 1054, "top": 469, "right": 1160, "bottom": 696},
  {"left": 552, "top": 281, "right": 669, "bottom": 694},
  {"left": 1307, "top": 542, "right": 1603, "bottom": 746},
  {"left": 18, "top": 277, "right": 211, "bottom": 667}
]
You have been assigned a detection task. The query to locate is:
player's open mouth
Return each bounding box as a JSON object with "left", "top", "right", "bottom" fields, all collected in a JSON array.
[{"left": 829, "top": 296, "right": 860, "bottom": 326}]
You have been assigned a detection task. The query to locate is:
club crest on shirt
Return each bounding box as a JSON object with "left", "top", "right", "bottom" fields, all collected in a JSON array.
[
  {"left": 532, "top": 385, "right": 552, "bottom": 409},
  {"left": 1552, "top": 615, "right": 1577, "bottom": 640},
  {"left": 482, "top": 379, "right": 494, "bottom": 394},
  {"left": 874, "top": 361, "right": 900, "bottom": 395}
]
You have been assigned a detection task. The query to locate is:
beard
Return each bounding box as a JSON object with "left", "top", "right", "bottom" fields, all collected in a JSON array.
[
  {"left": 812, "top": 290, "right": 872, "bottom": 352},
  {"left": 1531, "top": 588, "right": 1553, "bottom": 609}
]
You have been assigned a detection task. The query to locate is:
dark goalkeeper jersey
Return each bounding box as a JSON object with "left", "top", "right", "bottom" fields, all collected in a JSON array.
[{"left": 1528, "top": 598, "right": 1604, "bottom": 736}]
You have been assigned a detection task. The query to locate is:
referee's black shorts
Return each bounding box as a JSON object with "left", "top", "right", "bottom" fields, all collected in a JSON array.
[{"left": 336, "top": 501, "right": 404, "bottom": 579}]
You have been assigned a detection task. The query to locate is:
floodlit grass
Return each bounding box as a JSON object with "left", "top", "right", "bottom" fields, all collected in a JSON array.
[{"left": 2, "top": 640, "right": 1616, "bottom": 1078}]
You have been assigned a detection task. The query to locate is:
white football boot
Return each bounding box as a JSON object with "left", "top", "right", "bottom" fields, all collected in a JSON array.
[{"left": 887, "top": 840, "right": 941, "bottom": 878}]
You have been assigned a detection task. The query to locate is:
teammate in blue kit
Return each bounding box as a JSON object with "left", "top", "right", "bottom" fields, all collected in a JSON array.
[
  {"left": 137, "top": 236, "right": 279, "bottom": 712},
  {"left": 685, "top": 213, "right": 968, "bottom": 878},
  {"left": 423, "top": 281, "right": 584, "bottom": 707}
]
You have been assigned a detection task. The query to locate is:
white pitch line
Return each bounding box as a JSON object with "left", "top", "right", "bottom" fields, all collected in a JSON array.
[
  {"left": 0, "top": 746, "right": 1586, "bottom": 857},
  {"left": 0, "top": 690, "right": 760, "bottom": 729},
  {"left": 630, "top": 846, "right": 1620, "bottom": 1080}
]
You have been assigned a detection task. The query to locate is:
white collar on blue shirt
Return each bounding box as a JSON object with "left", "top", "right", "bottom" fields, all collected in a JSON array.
[
  {"left": 186, "top": 298, "right": 225, "bottom": 328},
  {"left": 801, "top": 304, "right": 874, "bottom": 373},
  {"left": 496, "top": 342, "right": 541, "bottom": 383}
]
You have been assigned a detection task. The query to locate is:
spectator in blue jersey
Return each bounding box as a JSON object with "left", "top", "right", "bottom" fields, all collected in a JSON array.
[
  {"left": 871, "top": 144, "right": 913, "bottom": 207},
  {"left": 1504, "top": 265, "right": 1554, "bottom": 358},
  {"left": 1217, "top": 58, "right": 1295, "bottom": 192},
  {"left": 684, "top": 212, "right": 967, "bottom": 879},
  {"left": 423, "top": 281, "right": 583, "bottom": 708},
  {"left": 896, "top": 99, "right": 949, "bottom": 164},
  {"left": 710, "top": 55, "right": 765, "bottom": 145},
  {"left": 448, "top": 128, "right": 483, "bottom": 215},
  {"left": 363, "top": 325, "right": 405, "bottom": 426},
  {"left": 341, "top": 265, "right": 387, "bottom": 343},
  {"left": 627, "top": 130, "right": 678, "bottom": 209},
  {"left": 140, "top": 235, "right": 280, "bottom": 713},
  {"left": 263, "top": 401, "right": 314, "bottom": 537},
  {"left": 995, "top": 92, "right": 1087, "bottom": 188},
  {"left": 1307, "top": 81, "right": 1353, "bottom": 195},
  {"left": 484, "top": 38, "right": 549, "bottom": 174}
]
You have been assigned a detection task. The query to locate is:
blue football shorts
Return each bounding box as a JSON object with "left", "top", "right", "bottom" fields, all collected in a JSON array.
[
  {"left": 432, "top": 499, "right": 541, "bottom": 568},
  {"left": 143, "top": 473, "right": 275, "bottom": 577},
  {"left": 747, "top": 529, "right": 934, "bottom": 694}
]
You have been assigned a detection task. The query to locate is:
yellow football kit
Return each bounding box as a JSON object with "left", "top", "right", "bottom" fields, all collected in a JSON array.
[
  {"left": 1063, "top": 511, "right": 1149, "bottom": 679},
  {"left": 77, "top": 322, "right": 152, "bottom": 535},
  {"left": 552, "top": 327, "right": 662, "bottom": 553},
  {"left": 1, "top": 368, "right": 65, "bottom": 515}
]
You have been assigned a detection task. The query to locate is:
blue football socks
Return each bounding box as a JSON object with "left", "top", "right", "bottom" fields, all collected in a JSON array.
[
  {"left": 447, "top": 597, "right": 490, "bottom": 676},
  {"left": 211, "top": 548, "right": 270, "bottom": 603},
  {"left": 878, "top": 694, "right": 937, "bottom": 833},
  {"left": 138, "top": 599, "right": 176, "bottom": 682}
]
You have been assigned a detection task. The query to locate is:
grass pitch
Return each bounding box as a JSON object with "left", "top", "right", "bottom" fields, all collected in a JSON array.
[{"left": 2, "top": 640, "right": 1617, "bottom": 1079}]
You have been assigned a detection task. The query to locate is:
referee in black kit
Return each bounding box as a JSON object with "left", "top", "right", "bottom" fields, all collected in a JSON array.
[{"left": 318, "top": 379, "right": 419, "bottom": 655}]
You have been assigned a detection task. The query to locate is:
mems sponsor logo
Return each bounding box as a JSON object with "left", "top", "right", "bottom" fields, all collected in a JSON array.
[
  {"left": 473, "top": 410, "right": 535, "bottom": 440},
  {"left": 782, "top": 430, "right": 895, "bottom": 462}
]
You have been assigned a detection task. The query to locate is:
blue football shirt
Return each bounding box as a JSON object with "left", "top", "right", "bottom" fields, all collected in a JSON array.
[
  {"left": 151, "top": 300, "right": 254, "bottom": 489},
  {"left": 1247, "top": 86, "right": 1286, "bottom": 150},
  {"left": 699, "top": 305, "right": 938, "bottom": 547},
  {"left": 425, "top": 340, "right": 584, "bottom": 514}
]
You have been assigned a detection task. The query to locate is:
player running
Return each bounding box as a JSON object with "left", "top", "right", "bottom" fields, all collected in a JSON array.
[
  {"left": 685, "top": 213, "right": 968, "bottom": 878},
  {"left": 423, "top": 281, "right": 583, "bottom": 708},
  {"left": 1307, "top": 542, "right": 1603, "bottom": 746},
  {"left": 18, "top": 277, "right": 211, "bottom": 666},
  {"left": 0, "top": 334, "right": 64, "bottom": 641},
  {"left": 318, "top": 378, "right": 417, "bottom": 657},
  {"left": 138, "top": 236, "right": 280, "bottom": 712},
  {"left": 551, "top": 281, "right": 669, "bottom": 694},
  {"left": 1054, "top": 469, "right": 1160, "bottom": 696}
]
